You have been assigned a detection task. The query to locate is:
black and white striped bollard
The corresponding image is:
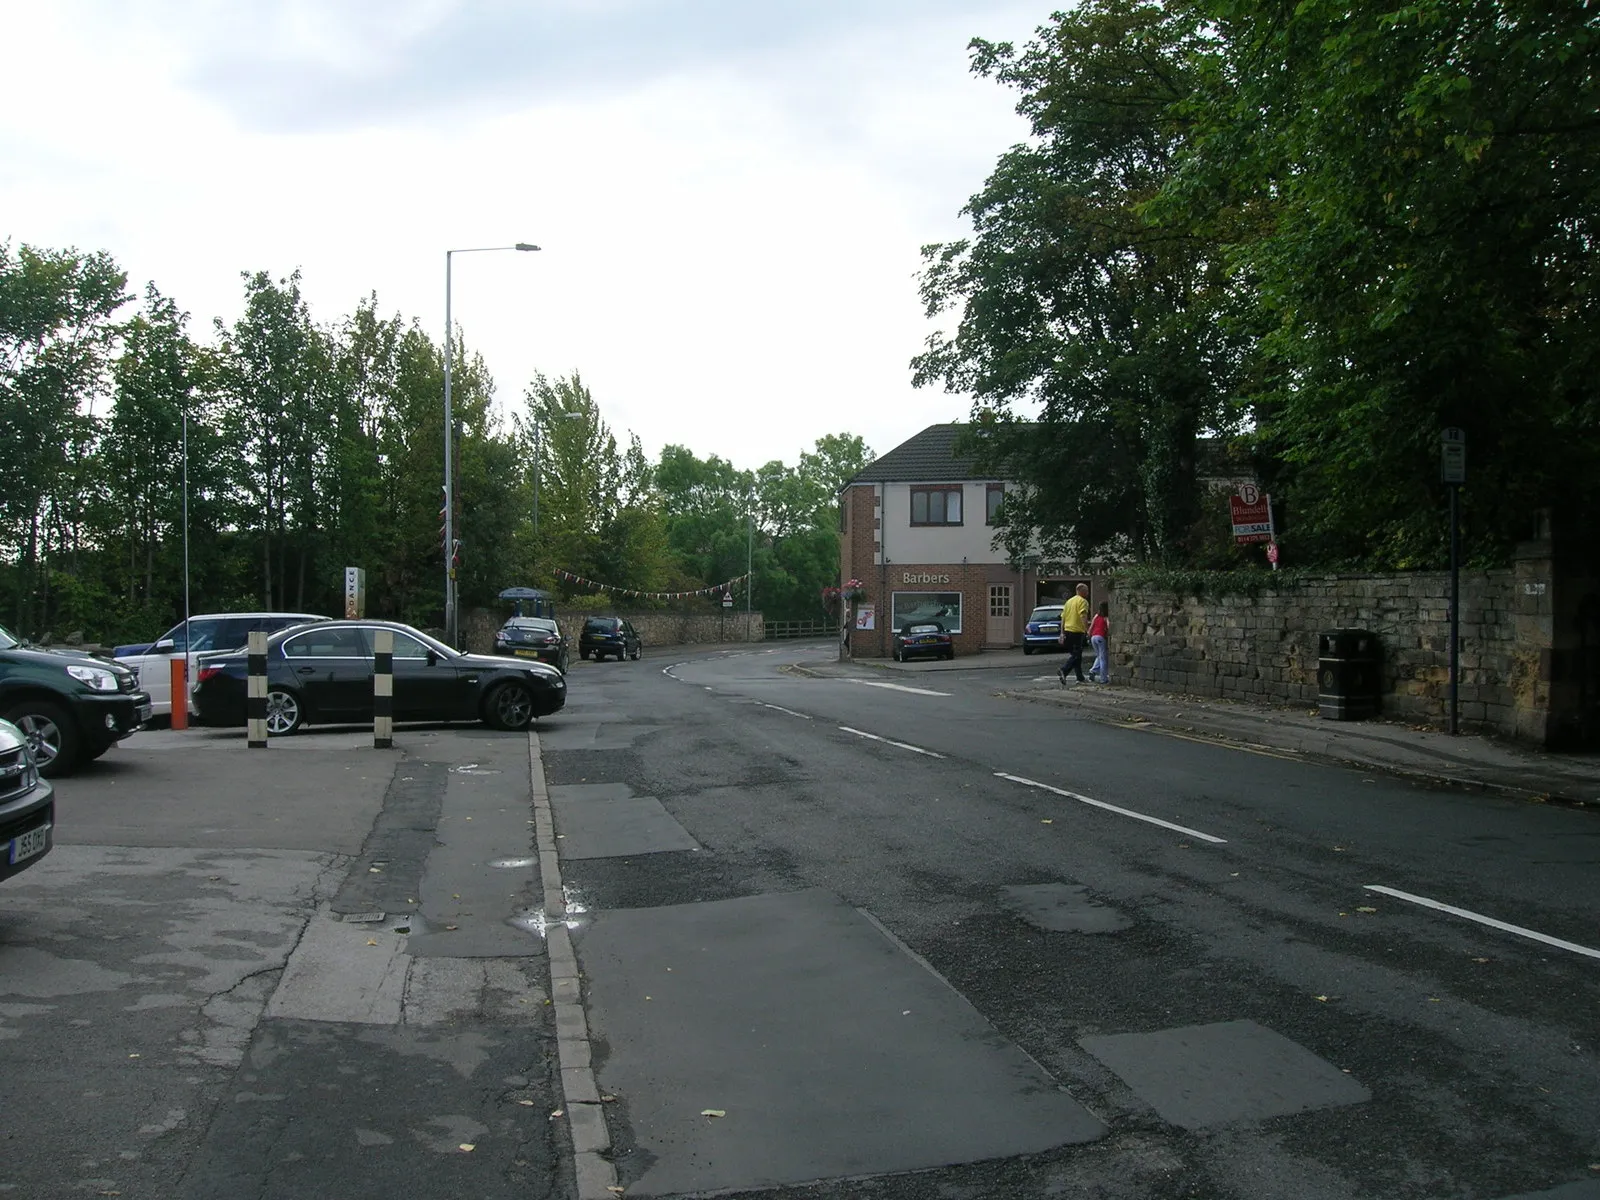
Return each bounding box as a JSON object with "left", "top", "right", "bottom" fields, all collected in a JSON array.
[
  {"left": 373, "top": 628, "right": 393, "bottom": 749},
  {"left": 246, "top": 630, "right": 268, "bottom": 748}
]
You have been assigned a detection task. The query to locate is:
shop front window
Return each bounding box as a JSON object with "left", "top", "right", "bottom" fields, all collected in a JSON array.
[{"left": 890, "top": 591, "right": 962, "bottom": 634}]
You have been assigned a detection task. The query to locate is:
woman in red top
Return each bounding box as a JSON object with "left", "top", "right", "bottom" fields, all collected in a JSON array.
[{"left": 1088, "top": 602, "right": 1110, "bottom": 683}]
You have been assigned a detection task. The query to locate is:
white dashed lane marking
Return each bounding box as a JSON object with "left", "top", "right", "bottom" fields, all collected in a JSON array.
[
  {"left": 995, "top": 772, "right": 1228, "bottom": 844},
  {"left": 1364, "top": 885, "right": 1600, "bottom": 961},
  {"left": 840, "top": 727, "right": 946, "bottom": 759},
  {"left": 847, "top": 680, "right": 952, "bottom": 697}
]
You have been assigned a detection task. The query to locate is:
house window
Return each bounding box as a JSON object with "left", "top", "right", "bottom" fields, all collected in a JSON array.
[
  {"left": 910, "top": 487, "right": 963, "bottom": 526},
  {"left": 986, "top": 484, "right": 1005, "bottom": 525}
]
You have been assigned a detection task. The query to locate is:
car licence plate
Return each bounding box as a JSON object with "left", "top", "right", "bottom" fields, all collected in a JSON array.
[
  {"left": 10, "top": 824, "right": 49, "bottom": 865},
  {"left": 514, "top": 649, "right": 538, "bottom": 658},
  {"left": 136, "top": 703, "right": 153, "bottom": 723}
]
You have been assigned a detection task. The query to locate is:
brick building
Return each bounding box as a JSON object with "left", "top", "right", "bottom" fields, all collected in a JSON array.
[{"left": 838, "top": 424, "right": 1087, "bottom": 658}]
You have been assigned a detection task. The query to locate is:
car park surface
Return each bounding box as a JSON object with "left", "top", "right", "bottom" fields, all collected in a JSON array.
[
  {"left": 579, "top": 616, "right": 641, "bottom": 661},
  {"left": 119, "top": 611, "right": 324, "bottom": 719},
  {"left": 0, "top": 717, "right": 53, "bottom": 881},
  {"left": 0, "top": 624, "right": 151, "bottom": 776},
  {"left": 892, "top": 620, "right": 955, "bottom": 662},
  {"left": 191, "top": 618, "right": 566, "bottom": 733},
  {"left": 495, "top": 616, "right": 570, "bottom": 672}
]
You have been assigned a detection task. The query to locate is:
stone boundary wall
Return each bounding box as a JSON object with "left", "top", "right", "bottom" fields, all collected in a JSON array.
[
  {"left": 461, "top": 608, "right": 762, "bottom": 654},
  {"left": 1100, "top": 570, "right": 1541, "bottom": 739}
]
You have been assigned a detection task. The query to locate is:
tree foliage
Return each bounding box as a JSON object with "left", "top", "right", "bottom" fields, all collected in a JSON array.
[
  {"left": 919, "top": 0, "right": 1600, "bottom": 569},
  {"left": 914, "top": 1, "right": 1255, "bottom": 566},
  {"left": 0, "top": 245, "right": 866, "bottom": 642}
]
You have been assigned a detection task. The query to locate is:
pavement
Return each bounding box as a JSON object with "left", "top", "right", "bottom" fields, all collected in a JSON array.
[{"left": 795, "top": 643, "right": 1600, "bottom": 808}]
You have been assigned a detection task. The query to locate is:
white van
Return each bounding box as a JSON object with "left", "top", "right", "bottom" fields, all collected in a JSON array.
[{"left": 123, "top": 612, "right": 324, "bottom": 719}]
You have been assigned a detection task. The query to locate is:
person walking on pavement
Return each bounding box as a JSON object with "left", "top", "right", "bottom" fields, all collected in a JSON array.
[
  {"left": 1057, "top": 583, "right": 1090, "bottom": 684},
  {"left": 1088, "top": 601, "right": 1110, "bottom": 683}
]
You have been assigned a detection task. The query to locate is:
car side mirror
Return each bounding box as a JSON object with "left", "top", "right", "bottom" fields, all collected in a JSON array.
[{"left": 153, "top": 638, "right": 176, "bottom": 652}]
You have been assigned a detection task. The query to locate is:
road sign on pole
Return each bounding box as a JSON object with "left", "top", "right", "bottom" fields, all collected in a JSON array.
[{"left": 1441, "top": 427, "right": 1467, "bottom": 484}]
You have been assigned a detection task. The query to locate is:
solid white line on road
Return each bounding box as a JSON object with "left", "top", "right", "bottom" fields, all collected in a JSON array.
[
  {"left": 762, "top": 704, "right": 812, "bottom": 720},
  {"left": 995, "top": 772, "right": 1228, "bottom": 844},
  {"left": 1364, "top": 885, "right": 1600, "bottom": 961},
  {"left": 848, "top": 680, "right": 952, "bottom": 697},
  {"left": 840, "top": 726, "right": 946, "bottom": 758}
]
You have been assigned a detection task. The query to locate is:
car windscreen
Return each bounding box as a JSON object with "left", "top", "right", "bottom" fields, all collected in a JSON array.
[
  {"left": 158, "top": 618, "right": 224, "bottom": 651},
  {"left": 1028, "top": 608, "right": 1063, "bottom": 622},
  {"left": 0, "top": 625, "right": 17, "bottom": 650},
  {"left": 584, "top": 619, "right": 617, "bottom": 632},
  {"left": 905, "top": 624, "right": 944, "bottom": 634}
]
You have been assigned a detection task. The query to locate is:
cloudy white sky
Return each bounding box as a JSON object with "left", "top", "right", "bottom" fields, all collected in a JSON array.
[{"left": 1, "top": 0, "right": 1043, "bottom": 472}]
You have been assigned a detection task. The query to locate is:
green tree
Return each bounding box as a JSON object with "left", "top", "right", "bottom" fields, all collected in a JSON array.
[
  {"left": 96, "top": 285, "right": 206, "bottom": 621},
  {"left": 1165, "top": 0, "right": 1600, "bottom": 565},
  {"left": 0, "top": 242, "right": 128, "bottom": 632},
  {"left": 913, "top": 1, "right": 1255, "bottom": 565}
]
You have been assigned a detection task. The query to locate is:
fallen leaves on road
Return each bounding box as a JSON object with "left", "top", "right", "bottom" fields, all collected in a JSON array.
[
  {"left": 1472, "top": 957, "right": 1491, "bottom": 964},
  {"left": 366, "top": 939, "right": 378, "bottom": 946},
  {"left": 1041, "top": 819, "right": 1053, "bottom": 825},
  {"left": 550, "top": 1110, "right": 564, "bottom": 1119},
  {"left": 701, "top": 1109, "right": 726, "bottom": 1119},
  {"left": 1356, "top": 906, "right": 1378, "bottom": 913},
  {"left": 517, "top": 1100, "right": 535, "bottom": 1107},
  {"left": 458, "top": 1143, "right": 475, "bottom": 1152}
]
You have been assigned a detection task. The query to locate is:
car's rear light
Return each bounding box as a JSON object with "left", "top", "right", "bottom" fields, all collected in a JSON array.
[{"left": 198, "top": 666, "right": 226, "bottom": 683}]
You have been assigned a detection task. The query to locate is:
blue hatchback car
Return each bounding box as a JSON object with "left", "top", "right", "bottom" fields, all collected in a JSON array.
[{"left": 1022, "top": 604, "right": 1065, "bottom": 655}]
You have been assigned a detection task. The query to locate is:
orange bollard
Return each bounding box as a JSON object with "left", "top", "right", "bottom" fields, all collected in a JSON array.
[{"left": 170, "top": 657, "right": 188, "bottom": 730}]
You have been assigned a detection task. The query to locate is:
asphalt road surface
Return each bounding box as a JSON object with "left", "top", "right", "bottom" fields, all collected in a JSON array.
[
  {"left": 2, "top": 641, "right": 1596, "bottom": 1200},
  {"left": 551, "top": 642, "right": 1600, "bottom": 1200}
]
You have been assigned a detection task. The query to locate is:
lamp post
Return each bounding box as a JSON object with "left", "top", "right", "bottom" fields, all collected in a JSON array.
[
  {"left": 443, "top": 242, "right": 539, "bottom": 646},
  {"left": 746, "top": 488, "right": 754, "bottom": 642}
]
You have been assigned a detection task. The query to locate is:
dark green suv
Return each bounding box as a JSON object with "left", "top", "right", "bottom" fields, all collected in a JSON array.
[{"left": 0, "top": 624, "right": 151, "bottom": 777}]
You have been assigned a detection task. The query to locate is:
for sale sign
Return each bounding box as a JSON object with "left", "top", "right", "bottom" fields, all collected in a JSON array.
[{"left": 1230, "top": 485, "right": 1274, "bottom": 544}]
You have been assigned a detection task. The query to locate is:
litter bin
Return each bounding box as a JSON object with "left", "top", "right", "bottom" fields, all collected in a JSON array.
[{"left": 1318, "top": 629, "right": 1381, "bottom": 721}]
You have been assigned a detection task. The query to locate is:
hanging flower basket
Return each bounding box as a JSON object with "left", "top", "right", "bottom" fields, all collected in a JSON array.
[{"left": 821, "top": 579, "right": 865, "bottom": 605}]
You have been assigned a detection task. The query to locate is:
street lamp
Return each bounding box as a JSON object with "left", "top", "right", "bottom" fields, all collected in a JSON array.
[{"left": 443, "top": 242, "right": 540, "bottom": 646}]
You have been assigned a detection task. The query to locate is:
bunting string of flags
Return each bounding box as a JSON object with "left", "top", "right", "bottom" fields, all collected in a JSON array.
[{"left": 555, "top": 568, "right": 750, "bottom": 600}]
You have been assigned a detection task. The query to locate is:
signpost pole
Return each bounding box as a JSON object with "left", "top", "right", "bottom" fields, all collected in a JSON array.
[
  {"left": 1441, "top": 428, "right": 1467, "bottom": 736},
  {"left": 1449, "top": 482, "right": 1460, "bottom": 736}
]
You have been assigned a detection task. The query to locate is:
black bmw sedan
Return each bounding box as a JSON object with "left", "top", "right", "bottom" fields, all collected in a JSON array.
[{"left": 192, "top": 619, "right": 565, "bottom": 735}]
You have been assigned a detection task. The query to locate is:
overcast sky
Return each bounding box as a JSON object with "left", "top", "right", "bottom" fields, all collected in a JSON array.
[{"left": 1, "top": 0, "right": 1042, "bottom": 472}]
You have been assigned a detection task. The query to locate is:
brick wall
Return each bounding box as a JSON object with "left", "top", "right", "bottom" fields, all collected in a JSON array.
[{"left": 1098, "top": 545, "right": 1571, "bottom": 742}]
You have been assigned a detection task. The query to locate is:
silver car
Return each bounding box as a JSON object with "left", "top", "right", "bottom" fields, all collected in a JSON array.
[
  {"left": 121, "top": 612, "right": 323, "bottom": 720},
  {"left": 0, "top": 718, "right": 53, "bottom": 881}
]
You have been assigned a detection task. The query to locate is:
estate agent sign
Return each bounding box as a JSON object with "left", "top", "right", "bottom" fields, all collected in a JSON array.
[{"left": 1230, "top": 485, "right": 1274, "bottom": 545}]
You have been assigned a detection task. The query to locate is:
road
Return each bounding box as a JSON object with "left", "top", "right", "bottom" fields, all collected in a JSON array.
[{"left": 1, "top": 641, "right": 1595, "bottom": 1199}]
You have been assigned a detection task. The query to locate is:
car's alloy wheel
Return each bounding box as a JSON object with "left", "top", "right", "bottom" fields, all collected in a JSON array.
[
  {"left": 265, "top": 689, "right": 303, "bottom": 735},
  {"left": 4, "top": 700, "right": 77, "bottom": 778},
  {"left": 487, "top": 682, "right": 535, "bottom": 730}
]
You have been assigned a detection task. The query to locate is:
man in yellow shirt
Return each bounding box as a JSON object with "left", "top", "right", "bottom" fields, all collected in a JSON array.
[{"left": 1057, "top": 583, "right": 1090, "bottom": 685}]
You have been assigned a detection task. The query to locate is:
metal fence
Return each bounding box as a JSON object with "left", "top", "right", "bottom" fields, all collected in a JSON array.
[{"left": 763, "top": 620, "right": 835, "bottom": 641}]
